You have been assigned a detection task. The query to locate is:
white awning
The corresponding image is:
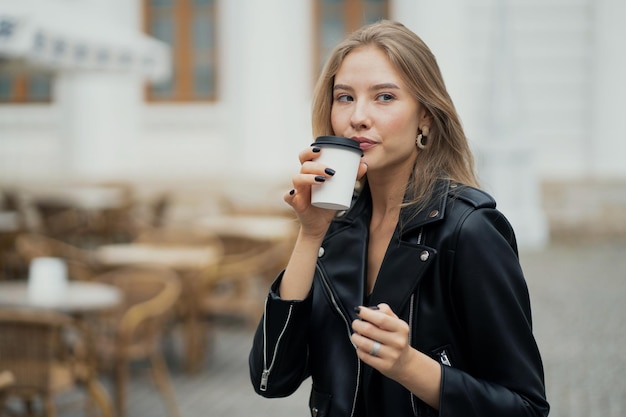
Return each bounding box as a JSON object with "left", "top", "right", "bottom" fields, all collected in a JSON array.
[{"left": 0, "top": 0, "right": 171, "bottom": 82}]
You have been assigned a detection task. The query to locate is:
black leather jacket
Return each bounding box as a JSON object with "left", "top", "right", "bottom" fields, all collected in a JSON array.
[{"left": 249, "top": 180, "right": 549, "bottom": 417}]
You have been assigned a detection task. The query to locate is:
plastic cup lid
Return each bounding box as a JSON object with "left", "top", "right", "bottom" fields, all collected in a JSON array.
[{"left": 313, "top": 136, "right": 363, "bottom": 155}]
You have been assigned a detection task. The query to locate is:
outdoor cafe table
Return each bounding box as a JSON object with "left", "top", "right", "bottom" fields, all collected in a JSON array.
[
  {"left": 193, "top": 214, "right": 297, "bottom": 244},
  {"left": 93, "top": 243, "right": 222, "bottom": 372},
  {"left": 26, "top": 185, "right": 128, "bottom": 211},
  {"left": 93, "top": 243, "right": 221, "bottom": 271},
  {"left": 0, "top": 281, "right": 122, "bottom": 314},
  {"left": 0, "top": 280, "right": 121, "bottom": 411}
]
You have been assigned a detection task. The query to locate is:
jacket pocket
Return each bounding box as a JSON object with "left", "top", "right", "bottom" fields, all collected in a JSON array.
[{"left": 309, "top": 387, "right": 332, "bottom": 417}]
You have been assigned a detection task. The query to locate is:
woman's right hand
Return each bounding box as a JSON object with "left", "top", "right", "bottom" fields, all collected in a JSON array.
[{"left": 284, "top": 144, "right": 367, "bottom": 238}]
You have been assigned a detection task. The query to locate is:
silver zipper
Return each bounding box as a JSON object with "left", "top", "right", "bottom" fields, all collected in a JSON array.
[
  {"left": 260, "top": 297, "right": 294, "bottom": 392},
  {"left": 410, "top": 228, "right": 423, "bottom": 416},
  {"left": 409, "top": 292, "right": 418, "bottom": 416},
  {"left": 317, "top": 264, "right": 361, "bottom": 417}
]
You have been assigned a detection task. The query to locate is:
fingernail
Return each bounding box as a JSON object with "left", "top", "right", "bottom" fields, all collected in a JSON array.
[
  {"left": 314, "top": 175, "right": 326, "bottom": 182},
  {"left": 353, "top": 306, "right": 361, "bottom": 314},
  {"left": 368, "top": 305, "right": 380, "bottom": 310},
  {"left": 289, "top": 189, "right": 295, "bottom": 195},
  {"left": 324, "top": 168, "right": 336, "bottom": 176},
  {"left": 312, "top": 147, "right": 321, "bottom": 153}
]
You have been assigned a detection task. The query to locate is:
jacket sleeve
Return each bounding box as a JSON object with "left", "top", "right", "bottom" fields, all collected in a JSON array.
[
  {"left": 438, "top": 208, "right": 550, "bottom": 417},
  {"left": 248, "top": 271, "right": 312, "bottom": 398}
]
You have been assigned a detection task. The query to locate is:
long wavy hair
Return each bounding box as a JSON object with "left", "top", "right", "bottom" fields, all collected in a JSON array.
[{"left": 311, "top": 20, "right": 479, "bottom": 212}]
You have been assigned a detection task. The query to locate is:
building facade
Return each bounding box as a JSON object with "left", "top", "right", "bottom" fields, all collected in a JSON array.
[{"left": 1, "top": 0, "right": 625, "bottom": 245}]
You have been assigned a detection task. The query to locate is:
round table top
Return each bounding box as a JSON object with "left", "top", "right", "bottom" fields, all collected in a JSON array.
[
  {"left": 0, "top": 281, "right": 123, "bottom": 313},
  {"left": 94, "top": 243, "right": 222, "bottom": 270},
  {"left": 28, "top": 185, "right": 127, "bottom": 210},
  {"left": 195, "top": 214, "right": 297, "bottom": 241}
]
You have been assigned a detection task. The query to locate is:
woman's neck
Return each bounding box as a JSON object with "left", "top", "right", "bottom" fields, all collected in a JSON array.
[{"left": 367, "top": 170, "right": 410, "bottom": 226}]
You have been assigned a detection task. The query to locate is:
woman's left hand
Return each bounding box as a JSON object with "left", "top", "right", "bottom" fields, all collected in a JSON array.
[{"left": 351, "top": 303, "right": 415, "bottom": 381}]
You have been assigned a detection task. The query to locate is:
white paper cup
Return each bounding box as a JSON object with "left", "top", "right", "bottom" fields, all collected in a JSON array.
[
  {"left": 311, "top": 136, "right": 363, "bottom": 210},
  {"left": 27, "top": 257, "right": 69, "bottom": 305}
]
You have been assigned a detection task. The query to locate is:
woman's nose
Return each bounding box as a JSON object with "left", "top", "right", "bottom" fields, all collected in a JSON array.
[{"left": 350, "top": 102, "right": 371, "bottom": 130}]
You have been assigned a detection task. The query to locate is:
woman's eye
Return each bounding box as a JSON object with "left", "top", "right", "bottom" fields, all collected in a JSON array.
[
  {"left": 336, "top": 94, "right": 353, "bottom": 102},
  {"left": 377, "top": 93, "right": 395, "bottom": 102}
]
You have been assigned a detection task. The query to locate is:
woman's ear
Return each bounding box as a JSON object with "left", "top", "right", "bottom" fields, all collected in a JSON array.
[{"left": 419, "top": 107, "right": 434, "bottom": 127}]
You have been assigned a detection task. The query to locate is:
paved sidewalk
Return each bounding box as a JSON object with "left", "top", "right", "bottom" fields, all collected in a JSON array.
[
  {"left": 520, "top": 241, "right": 626, "bottom": 417},
  {"left": 56, "top": 240, "right": 626, "bottom": 416}
]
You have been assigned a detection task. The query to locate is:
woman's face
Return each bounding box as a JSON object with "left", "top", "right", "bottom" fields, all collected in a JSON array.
[{"left": 330, "top": 45, "right": 429, "bottom": 176}]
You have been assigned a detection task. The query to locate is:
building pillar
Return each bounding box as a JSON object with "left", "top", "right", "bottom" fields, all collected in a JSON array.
[
  {"left": 391, "top": 0, "right": 474, "bottom": 132},
  {"left": 56, "top": 72, "right": 142, "bottom": 180},
  {"left": 54, "top": 0, "right": 143, "bottom": 181},
  {"left": 591, "top": 0, "right": 626, "bottom": 177},
  {"left": 223, "top": 0, "right": 312, "bottom": 181},
  {"left": 476, "top": 1, "right": 548, "bottom": 249},
  {"left": 393, "top": 0, "right": 548, "bottom": 248}
]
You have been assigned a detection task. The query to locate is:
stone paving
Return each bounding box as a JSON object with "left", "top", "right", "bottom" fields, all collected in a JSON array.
[{"left": 54, "top": 240, "right": 626, "bottom": 416}]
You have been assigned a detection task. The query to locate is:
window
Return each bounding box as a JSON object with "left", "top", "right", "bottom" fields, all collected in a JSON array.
[
  {"left": 0, "top": 73, "right": 52, "bottom": 103},
  {"left": 314, "top": 0, "right": 389, "bottom": 75},
  {"left": 144, "top": 0, "right": 218, "bottom": 102}
]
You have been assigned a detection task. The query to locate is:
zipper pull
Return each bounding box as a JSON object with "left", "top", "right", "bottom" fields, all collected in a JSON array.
[
  {"left": 260, "top": 369, "right": 269, "bottom": 391},
  {"left": 439, "top": 349, "right": 452, "bottom": 367}
]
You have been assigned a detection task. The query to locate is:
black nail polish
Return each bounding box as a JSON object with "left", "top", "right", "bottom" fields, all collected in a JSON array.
[
  {"left": 312, "top": 147, "right": 321, "bottom": 153},
  {"left": 353, "top": 306, "right": 361, "bottom": 314},
  {"left": 368, "top": 305, "right": 380, "bottom": 310},
  {"left": 289, "top": 189, "right": 295, "bottom": 195},
  {"left": 324, "top": 168, "right": 336, "bottom": 176},
  {"left": 314, "top": 175, "right": 326, "bottom": 182}
]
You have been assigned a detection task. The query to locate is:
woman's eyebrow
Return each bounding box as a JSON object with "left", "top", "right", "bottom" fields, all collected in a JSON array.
[
  {"left": 333, "top": 84, "right": 353, "bottom": 91},
  {"left": 371, "top": 83, "right": 400, "bottom": 90},
  {"left": 333, "top": 83, "right": 400, "bottom": 91}
]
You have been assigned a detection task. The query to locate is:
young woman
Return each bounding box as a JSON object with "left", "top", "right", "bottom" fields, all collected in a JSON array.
[{"left": 249, "top": 20, "right": 549, "bottom": 417}]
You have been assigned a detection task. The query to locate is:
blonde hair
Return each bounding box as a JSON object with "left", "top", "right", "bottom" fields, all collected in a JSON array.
[{"left": 312, "top": 20, "right": 479, "bottom": 211}]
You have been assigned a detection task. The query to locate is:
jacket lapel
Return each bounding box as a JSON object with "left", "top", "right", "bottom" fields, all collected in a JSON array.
[
  {"left": 368, "top": 240, "right": 436, "bottom": 314},
  {"left": 318, "top": 185, "right": 370, "bottom": 322},
  {"left": 319, "top": 179, "right": 450, "bottom": 321},
  {"left": 368, "top": 179, "right": 450, "bottom": 314}
]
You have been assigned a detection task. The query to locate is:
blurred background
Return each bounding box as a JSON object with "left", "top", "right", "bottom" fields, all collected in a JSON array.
[{"left": 0, "top": 0, "right": 625, "bottom": 416}]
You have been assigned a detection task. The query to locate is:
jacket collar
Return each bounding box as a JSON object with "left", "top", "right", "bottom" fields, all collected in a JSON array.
[
  {"left": 323, "top": 179, "right": 450, "bottom": 319},
  {"left": 337, "top": 178, "right": 450, "bottom": 235}
]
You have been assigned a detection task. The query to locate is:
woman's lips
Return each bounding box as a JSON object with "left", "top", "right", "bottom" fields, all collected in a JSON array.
[{"left": 354, "top": 137, "right": 378, "bottom": 151}]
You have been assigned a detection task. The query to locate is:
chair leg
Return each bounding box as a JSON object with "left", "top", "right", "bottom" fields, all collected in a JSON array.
[
  {"left": 183, "top": 311, "right": 216, "bottom": 373},
  {"left": 183, "top": 313, "right": 197, "bottom": 373},
  {"left": 115, "top": 358, "right": 129, "bottom": 417},
  {"left": 150, "top": 349, "right": 181, "bottom": 417},
  {"left": 24, "top": 397, "right": 36, "bottom": 417},
  {"left": 87, "top": 380, "right": 116, "bottom": 417},
  {"left": 183, "top": 306, "right": 206, "bottom": 373},
  {"left": 43, "top": 396, "right": 56, "bottom": 417}
]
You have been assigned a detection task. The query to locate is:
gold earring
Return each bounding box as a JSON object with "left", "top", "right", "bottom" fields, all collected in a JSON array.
[
  {"left": 415, "top": 126, "right": 430, "bottom": 150},
  {"left": 416, "top": 134, "right": 426, "bottom": 149}
]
